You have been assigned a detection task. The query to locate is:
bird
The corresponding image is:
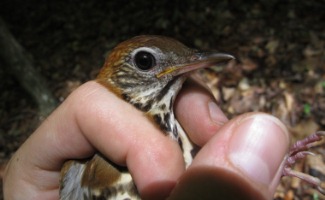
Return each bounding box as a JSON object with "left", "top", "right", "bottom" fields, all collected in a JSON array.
[
  {"left": 59, "top": 35, "right": 234, "bottom": 200},
  {"left": 59, "top": 35, "right": 325, "bottom": 199}
]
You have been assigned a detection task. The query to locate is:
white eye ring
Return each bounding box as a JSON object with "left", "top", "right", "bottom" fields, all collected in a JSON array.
[
  {"left": 132, "top": 47, "right": 158, "bottom": 70},
  {"left": 133, "top": 50, "right": 156, "bottom": 71}
]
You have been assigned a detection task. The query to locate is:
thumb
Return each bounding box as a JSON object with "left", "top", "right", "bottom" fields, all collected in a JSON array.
[{"left": 168, "top": 113, "right": 290, "bottom": 200}]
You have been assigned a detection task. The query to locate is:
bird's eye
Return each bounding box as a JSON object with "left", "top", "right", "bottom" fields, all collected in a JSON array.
[{"left": 134, "top": 51, "right": 156, "bottom": 70}]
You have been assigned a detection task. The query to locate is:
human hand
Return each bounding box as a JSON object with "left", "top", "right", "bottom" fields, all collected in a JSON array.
[
  {"left": 3, "top": 80, "right": 289, "bottom": 200},
  {"left": 169, "top": 80, "right": 289, "bottom": 199}
]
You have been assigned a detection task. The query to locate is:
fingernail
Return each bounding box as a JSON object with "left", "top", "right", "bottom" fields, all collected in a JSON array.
[
  {"left": 228, "top": 114, "right": 289, "bottom": 186},
  {"left": 208, "top": 101, "right": 227, "bottom": 124}
]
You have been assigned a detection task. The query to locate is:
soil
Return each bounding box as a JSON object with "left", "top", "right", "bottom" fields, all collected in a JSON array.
[{"left": 0, "top": 1, "right": 324, "bottom": 199}]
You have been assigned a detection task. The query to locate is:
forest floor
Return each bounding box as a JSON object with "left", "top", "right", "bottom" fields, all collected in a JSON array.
[{"left": 0, "top": 1, "right": 324, "bottom": 199}]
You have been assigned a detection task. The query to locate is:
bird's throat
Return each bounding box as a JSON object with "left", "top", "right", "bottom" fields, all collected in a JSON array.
[{"left": 122, "top": 76, "right": 186, "bottom": 139}]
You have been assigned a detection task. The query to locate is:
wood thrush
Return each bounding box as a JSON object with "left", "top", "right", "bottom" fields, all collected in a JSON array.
[
  {"left": 59, "top": 35, "right": 324, "bottom": 199},
  {"left": 59, "top": 35, "right": 234, "bottom": 200}
]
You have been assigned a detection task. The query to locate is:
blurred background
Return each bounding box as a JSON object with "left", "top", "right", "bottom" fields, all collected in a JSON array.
[{"left": 0, "top": 0, "right": 324, "bottom": 199}]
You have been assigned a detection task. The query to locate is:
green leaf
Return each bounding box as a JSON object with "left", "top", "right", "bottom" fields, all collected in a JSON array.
[
  {"left": 321, "top": 81, "right": 325, "bottom": 89},
  {"left": 313, "top": 192, "right": 319, "bottom": 200},
  {"left": 303, "top": 103, "right": 311, "bottom": 116}
]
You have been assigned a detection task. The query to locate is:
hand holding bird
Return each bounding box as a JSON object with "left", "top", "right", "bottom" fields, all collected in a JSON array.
[{"left": 3, "top": 36, "right": 324, "bottom": 200}]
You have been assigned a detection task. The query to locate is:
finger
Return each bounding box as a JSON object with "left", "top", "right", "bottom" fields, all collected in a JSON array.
[
  {"left": 169, "top": 113, "right": 290, "bottom": 200},
  {"left": 175, "top": 79, "right": 228, "bottom": 146},
  {"left": 7, "top": 81, "right": 184, "bottom": 199},
  {"left": 68, "top": 81, "right": 186, "bottom": 199}
]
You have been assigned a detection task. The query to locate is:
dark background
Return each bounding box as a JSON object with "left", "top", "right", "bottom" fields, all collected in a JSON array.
[{"left": 0, "top": 1, "right": 325, "bottom": 199}]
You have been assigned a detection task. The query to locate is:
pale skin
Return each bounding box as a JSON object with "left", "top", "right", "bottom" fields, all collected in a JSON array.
[{"left": 3, "top": 80, "right": 290, "bottom": 200}]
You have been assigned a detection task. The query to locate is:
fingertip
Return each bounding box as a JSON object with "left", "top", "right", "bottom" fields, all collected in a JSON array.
[
  {"left": 228, "top": 113, "right": 290, "bottom": 193},
  {"left": 191, "top": 112, "right": 290, "bottom": 198},
  {"left": 175, "top": 80, "right": 228, "bottom": 146},
  {"left": 127, "top": 134, "right": 185, "bottom": 199},
  {"left": 235, "top": 114, "right": 289, "bottom": 195}
]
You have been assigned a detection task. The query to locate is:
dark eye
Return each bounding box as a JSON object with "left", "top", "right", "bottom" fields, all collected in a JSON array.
[{"left": 134, "top": 51, "right": 156, "bottom": 70}]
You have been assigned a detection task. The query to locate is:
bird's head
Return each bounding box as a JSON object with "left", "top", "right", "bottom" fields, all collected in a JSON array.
[{"left": 97, "top": 35, "right": 234, "bottom": 115}]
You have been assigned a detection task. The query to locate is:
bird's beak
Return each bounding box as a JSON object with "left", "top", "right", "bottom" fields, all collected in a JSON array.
[{"left": 156, "top": 52, "right": 234, "bottom": 78}]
